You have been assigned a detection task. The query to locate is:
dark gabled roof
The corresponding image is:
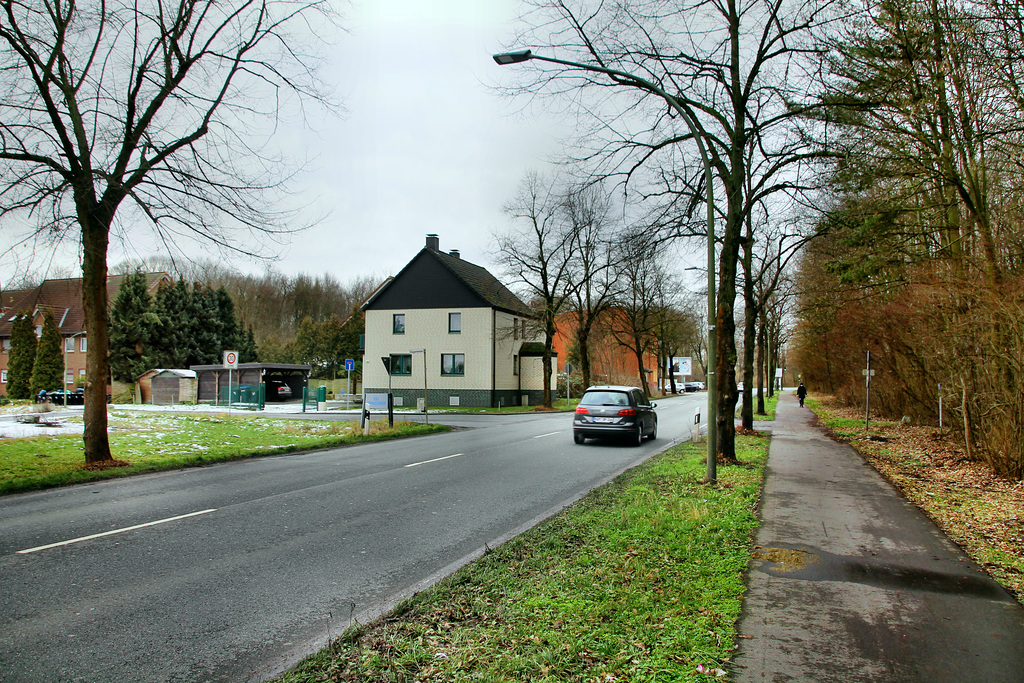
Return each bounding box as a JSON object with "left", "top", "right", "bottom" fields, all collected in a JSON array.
[
  {"left": 362, "top": 247, "right": 533, "bottom": 317},
  {"left": 430, "top": 249, "right": 532, "bottom": 315}
]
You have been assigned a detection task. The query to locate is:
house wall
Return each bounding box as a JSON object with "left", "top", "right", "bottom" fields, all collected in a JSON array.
[
  {"left": 0, "top": 332, "right": 88, "bottom": 395},
  {"left": 363, "top": 307, "right": 554, "bottom": 408}
]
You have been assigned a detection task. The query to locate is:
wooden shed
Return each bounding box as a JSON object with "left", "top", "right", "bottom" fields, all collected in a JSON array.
[{"left": 135, "top": 369, "right": 198, "bottom": 405}]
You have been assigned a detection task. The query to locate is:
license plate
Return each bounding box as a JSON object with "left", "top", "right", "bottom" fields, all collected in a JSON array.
[{"left": 593, "top": 417, "right": 618, "bottom": 423}]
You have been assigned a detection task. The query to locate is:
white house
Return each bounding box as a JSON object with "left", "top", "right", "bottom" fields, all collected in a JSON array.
[{"left": 361, "top": 234, "right": 554, "bottom": 408}]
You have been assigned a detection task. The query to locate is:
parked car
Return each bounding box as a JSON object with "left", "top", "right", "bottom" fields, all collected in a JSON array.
[
  {"left": 266, "top": 380, "right": 293, "bottom": 400},
  {"left": 573, "top": 385, "right": 657, "bottom": 446},
  {"left": 683, "top": 382, "right": 701, "bottom": 392}
]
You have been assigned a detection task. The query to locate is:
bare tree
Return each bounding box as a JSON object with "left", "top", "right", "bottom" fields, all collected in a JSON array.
[
  {"left": 562, "top": 183, "right": 620, "bottom": 389},
  {"left": 0, "top": 0, "right": 335, "bottom": 463},
  {"left": 494, "top": 172, "right": 577, "bottom": 407},
  {"left": 607, "top": 236, "right": 666, "bottom": 396},
  {"left": 502, "top": 0, "right": 834, "bottom": 458}
]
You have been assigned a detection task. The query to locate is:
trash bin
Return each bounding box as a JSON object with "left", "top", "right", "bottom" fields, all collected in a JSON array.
[{"left": 317, "top": 385, "right": 327, "bottom": 411}]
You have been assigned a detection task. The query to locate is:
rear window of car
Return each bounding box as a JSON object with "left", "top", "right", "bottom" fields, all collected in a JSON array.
[{"left": 580, "top": 391, "right": 631, "bottom": 406}]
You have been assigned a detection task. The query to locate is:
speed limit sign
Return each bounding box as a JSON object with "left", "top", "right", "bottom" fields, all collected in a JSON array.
[{"left": 223, "top": 350, "right": 239, "bottom": 369}]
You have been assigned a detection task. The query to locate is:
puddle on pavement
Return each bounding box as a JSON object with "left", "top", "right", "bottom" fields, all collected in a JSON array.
[
  {"left": 750, "top": 545, "right": 1012, "bottom": 601},
  {"left": 751, "top": 546, "right": 818, "bottom": 572}
]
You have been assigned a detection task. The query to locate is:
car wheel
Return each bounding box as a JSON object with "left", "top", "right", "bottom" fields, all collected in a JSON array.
[
  {"left": 574, "top": 432, "right": 585, "bottom": 444},
  {"left": 647, "top": 418, "right": 657, "bottom": 440},
  {"left": 632, "top": 428, "right": 643, "bottom": 447}
]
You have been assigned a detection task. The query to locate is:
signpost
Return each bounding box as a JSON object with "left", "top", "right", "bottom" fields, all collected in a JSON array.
[
  {"left": 223, "top": 350, "right": 238, "bottom": 413},
  {"left": 862, "top": 351, "right": 876, "bottom": 430},
  {"left": 345, "top": 358, "right": 354, "bottom": 407}
]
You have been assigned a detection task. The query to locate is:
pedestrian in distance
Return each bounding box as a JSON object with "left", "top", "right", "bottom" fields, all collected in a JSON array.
[{"left": 797, "top": 382, "right": 807, "bottom": 408}]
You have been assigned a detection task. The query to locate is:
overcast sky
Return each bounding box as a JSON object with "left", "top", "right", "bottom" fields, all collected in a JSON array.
[{"left": 0, "top": 0, "right": 572, "bottom": 288}]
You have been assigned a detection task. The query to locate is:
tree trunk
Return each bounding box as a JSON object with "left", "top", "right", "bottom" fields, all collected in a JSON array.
[
  {"left": 81, "top": 210, "right": 113, "bottom": 464},
  {"left": 756, "top": 317, "right": 766, "bottom": 415},
  {"left": 741, "top": 236, "right": 756, "bottom": 430}
]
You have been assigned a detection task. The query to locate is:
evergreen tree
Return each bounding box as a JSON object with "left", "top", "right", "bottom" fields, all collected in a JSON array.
[
  {"left": 188, "top": 285, "right": 221, "bottom": 366},
  {"left": 151, "top": 279, "right": 191, "bottom": 368},
  {"left": 109, "top": 271, "right": 161, "bottom": 380},
  {"left": 214, "top": 287, "right": 242, "bottom": 350},
  {"left": 30, "top": 311, "right": 64, "bottom": 394},
  {"left": 240, "top": 324, "right": 259, "bottom": 363},
  {"left": 7, "top": 314, "right": 37, "bottom": 399}
]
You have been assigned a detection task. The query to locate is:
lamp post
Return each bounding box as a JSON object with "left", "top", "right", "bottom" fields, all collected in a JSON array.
[
  {"left": 494, "top": 48, "right": 719, "bottom": 482},
  {"left": 410, "top": 349, "right": 427, "bottom": 424}
]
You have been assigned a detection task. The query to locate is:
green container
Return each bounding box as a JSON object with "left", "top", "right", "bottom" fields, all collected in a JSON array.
[{"left": 316, "top": 386, "right": 327, "bottom": 403}]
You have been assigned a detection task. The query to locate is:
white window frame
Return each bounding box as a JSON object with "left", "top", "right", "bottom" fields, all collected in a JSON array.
[{"left": 65, "top": 337, "right": 75, "bottom": 352}]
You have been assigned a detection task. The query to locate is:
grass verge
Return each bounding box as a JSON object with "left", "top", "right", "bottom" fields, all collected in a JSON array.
[
  {"left": 276, "top": 433, "right": 770, "bottom": 683},
  {"left": 807, "top": 396, "right": 1024, "bottom": 600},
  {"left": 0, "top": 411, "right": 448, "bottom": 496}
]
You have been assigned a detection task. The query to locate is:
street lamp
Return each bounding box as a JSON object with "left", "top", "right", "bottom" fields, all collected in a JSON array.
[
  {"left": 410, "top": 349, "right": 428, "bottom": 424},
  {"left": 493, "top": 48, "right": 719, "bottom": 482}
]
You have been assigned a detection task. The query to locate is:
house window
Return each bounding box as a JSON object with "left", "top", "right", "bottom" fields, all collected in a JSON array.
[
  {"left": 448, "top": 312, "right": 461, "bottom": 334},
  {"left": 1, "top": 370, "right": 7, "bottom": 383},
  {"left": 79, "top": 369, "right": 86, "bottom": 382},
  {"left": 521, "top": 319, "right": 527, "bottom": 339},
  {"left": 2, "top": 339, "right": 10, "bottom": 353},
  {"left": 80, "top": 337, "right": 87, "bottom": 352},
  {"left": 65, "top": 371, "right": 74, "bottom": 385},
  {"left": 389, "top": 354, "right": 412, "bottom": 375},
  {"left": 441, "top": 353, "right": 465, "bottom": 376},
  {"left": 513, "top": 318, "right": 518, "bottom": 340},
  {"left": 65, "top": 337, "right": 75, "bottom": 352},
  {"left": 393, "top": 314, "right": 406, "bottom": 334},
  {"left": 513, "top": 355, "right": 519, "bottom": 376}
]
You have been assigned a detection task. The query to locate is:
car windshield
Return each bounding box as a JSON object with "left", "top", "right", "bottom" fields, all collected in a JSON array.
[{"left": 580, "top": 391, "right": 629, "bottom": 406}]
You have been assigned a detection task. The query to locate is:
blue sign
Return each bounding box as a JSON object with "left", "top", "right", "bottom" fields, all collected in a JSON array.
[
  {"left": 345, "top": 359, "right": 355, "bottom": 371},
  {"left": 365, "top": 393, "right": 388, "bottom": 410}
]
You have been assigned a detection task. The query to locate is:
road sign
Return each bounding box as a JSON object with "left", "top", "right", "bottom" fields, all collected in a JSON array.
[
  {"left": 345, "top": 359, "right": 355, "bottom": 371},
  {"left": 223, "top": 350, "right": 239, "bottom": 369}
]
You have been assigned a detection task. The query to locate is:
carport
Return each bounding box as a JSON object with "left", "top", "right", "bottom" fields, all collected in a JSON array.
[{"left": 190, "top": 363, "right": 311, "bottom": 403}]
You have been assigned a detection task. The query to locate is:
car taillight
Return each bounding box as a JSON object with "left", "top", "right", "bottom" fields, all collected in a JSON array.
[
  {"left": 575, "top": 406, "right": 589, "bottom": 415},
  {"left": 618, "top": 408, "right": 637, "bottom": 416}
]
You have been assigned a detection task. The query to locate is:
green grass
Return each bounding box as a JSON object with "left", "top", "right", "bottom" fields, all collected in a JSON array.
[
  {"left": 276, "top": 434, "right": 770, "bottom": 683},
  {"left": 0, "top": 411, "right": 448, "bottom": 495},
  {"left": 805, "top": 397, "right": 895, "bottom": 440}
]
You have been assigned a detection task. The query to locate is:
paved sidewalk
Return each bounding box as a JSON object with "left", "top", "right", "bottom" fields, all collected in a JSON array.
[{"left": 732, "top": 393, "right": 1024, "bottom": 682}]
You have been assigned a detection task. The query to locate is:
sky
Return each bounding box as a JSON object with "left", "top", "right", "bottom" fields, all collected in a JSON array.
[{"left": 0, "top": 0, "right": 570, "bottom": 288}]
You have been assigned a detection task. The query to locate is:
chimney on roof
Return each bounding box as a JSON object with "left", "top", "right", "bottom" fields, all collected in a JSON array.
[
  {"left": 426, "top": 234, "right": 440, "bottom": 251},
  {"left": 449, "top": 250, "right": 460, "bottom": 259}
]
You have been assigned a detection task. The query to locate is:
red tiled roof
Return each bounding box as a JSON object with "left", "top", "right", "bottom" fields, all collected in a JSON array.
[{"left": 0, "top": 273, "right": 170, "bottom": 337}]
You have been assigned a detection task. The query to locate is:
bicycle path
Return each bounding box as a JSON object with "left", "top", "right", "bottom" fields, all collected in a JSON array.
[{"left": 732, "top": 392, "right": 1024, "bottom": 682}]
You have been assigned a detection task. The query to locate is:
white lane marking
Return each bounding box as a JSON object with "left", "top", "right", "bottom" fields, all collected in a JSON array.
[
  {"left": 16, "top": 509, "right": 217, "bottom": 555},
  {"left": 405, "top": 453, "right": 465, "bottom": 468},
  {"left": 533, "top": 432, "right": 560, "bottom": 439}
]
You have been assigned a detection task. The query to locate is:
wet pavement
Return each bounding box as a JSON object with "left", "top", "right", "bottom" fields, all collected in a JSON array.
[{"left": 732, "top": 393, "right": 1024, "bottom": 682}]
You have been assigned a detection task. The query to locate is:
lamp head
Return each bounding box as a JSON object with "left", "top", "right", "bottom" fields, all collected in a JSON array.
[{"left": 492, "top": 49, "right": 533, "bottom": 65}]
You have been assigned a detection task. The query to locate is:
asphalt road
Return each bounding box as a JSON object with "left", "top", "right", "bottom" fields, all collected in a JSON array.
[{"left": 0, "top": 393, "right": 706, "bottom": 683}]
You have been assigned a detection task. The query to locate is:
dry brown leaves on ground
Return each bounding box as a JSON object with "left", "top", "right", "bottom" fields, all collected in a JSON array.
[{"left": 815, "top": 398, "right": 1024, "bottom": 601}]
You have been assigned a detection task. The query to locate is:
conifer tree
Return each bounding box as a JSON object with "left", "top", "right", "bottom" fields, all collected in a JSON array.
[
  {"left": 30, "top": 311, "right": 64, "bottom": 395},
  {"left": 151, "top": 279, "right": 191, "bottom": 368},
  {"left": 7, "top": 314, "right": 37, "bottom": 399},
  {"left": 240, "top": 324, "right": 259, "bottom": 363},
  {"left": 109, "top": 271, "right": 161, "bottom": 381}
]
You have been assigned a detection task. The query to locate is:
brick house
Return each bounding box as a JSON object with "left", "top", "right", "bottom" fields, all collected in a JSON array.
[
  {"left": 0, "top": 273, "right": 170, "bottom": 395},
  {"left": 361, "top": 234, "right": 555, "bottom": 408}
]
